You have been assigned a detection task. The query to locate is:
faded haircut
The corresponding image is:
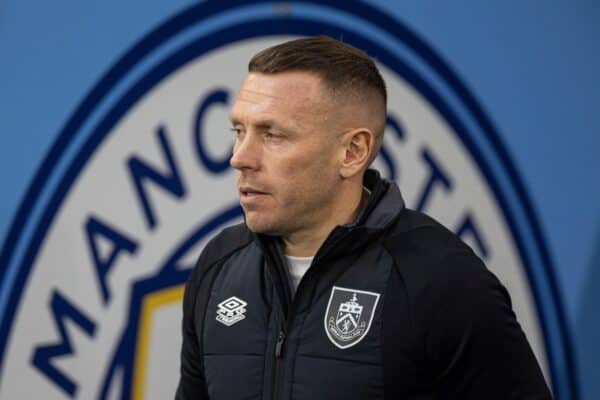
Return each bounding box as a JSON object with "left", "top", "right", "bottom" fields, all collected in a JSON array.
[{"left": 249, "top": 35, "right": 386, "bottom": 105}]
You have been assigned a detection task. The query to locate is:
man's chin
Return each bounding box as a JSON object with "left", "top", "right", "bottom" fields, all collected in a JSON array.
[{"left": 244, "top": 217, "right": 281, "bottom": 236}]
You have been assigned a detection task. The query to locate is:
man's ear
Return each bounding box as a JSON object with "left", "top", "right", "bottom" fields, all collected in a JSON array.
[{"left": 339, "top": 128, "right": 374, "bottom": 178}]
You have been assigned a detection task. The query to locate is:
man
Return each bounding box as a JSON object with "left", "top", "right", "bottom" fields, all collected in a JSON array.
[{"left": 176, "top": 36, "right": 552, "bottom": 399}]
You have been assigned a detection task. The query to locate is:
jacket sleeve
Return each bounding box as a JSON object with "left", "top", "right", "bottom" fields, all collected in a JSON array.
[
  {"left": 175, "top": 260, "right": 209, "bottom": 399},
  {"left": 423, "top": 250, "right": 553, "bottom": 399}
]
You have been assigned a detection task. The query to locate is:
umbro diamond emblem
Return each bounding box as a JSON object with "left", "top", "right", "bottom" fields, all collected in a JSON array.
[{"left": 216, "top": 296, "right": 248, "bottom": 326}]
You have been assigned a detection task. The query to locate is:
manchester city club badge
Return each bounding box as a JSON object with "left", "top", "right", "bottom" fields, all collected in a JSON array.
[{"left": 324, "top": 287, "right": 380, "bottom": 349}]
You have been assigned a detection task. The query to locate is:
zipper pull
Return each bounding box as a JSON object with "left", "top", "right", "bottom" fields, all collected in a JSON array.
[{"left": 275, "top": 330, "right": 286, "bottom": 358}]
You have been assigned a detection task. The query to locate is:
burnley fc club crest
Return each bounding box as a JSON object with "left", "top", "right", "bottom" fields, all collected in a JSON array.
[{"left": 324, "top": 287, "right": 380, "bottom": 349}]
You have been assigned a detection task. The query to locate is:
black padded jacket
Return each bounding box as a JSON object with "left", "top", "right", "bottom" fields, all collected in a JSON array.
[{"left": 176, "top": 170, "right": 552, "bottom": 399}]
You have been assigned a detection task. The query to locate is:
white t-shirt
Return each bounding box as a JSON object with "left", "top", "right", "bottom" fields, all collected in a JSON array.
[{"left": 284, "top": 255, "right": 313, "bottom": 295}]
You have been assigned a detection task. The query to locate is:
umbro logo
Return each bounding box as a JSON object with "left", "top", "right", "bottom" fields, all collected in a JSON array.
[{"left": 216, "top": 296, "right": 248, "bottom": 326}]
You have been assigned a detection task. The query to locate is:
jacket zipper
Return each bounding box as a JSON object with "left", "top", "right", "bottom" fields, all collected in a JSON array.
[
  {"left": 270, "top": 249, "right": 336, "bottom": 400},
  {"left": 273, "top": 329, "right": 286, "bottom": 400},
  {"left": 268, "top": 233, "right": 344, "bottom": 400}
]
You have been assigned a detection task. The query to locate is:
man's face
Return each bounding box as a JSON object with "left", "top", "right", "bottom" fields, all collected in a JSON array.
[{"left": 229, "top": 71, "right": 344, "bottom": 236}]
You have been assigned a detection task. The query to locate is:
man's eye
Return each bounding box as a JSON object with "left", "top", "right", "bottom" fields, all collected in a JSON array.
[
  {"left": 230, "top": 128, "right": 242, "bottom": 137},
  {"left": 265, "top": 132, "right": 282, "bottom": 140}
]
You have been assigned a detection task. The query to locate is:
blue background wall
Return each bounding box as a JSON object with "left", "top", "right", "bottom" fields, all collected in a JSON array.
[{"left": 1, "top": 1, "right": 598, "bottom": 397}]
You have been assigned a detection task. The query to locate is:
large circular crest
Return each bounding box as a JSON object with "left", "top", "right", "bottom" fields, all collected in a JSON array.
[{"left": 0, "top": 1, "right": 577, "bottom": 398}]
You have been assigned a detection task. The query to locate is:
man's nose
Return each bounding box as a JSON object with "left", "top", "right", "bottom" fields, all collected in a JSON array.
[{"left": 230, "top": 133, "right": 260, "bottom": 171}]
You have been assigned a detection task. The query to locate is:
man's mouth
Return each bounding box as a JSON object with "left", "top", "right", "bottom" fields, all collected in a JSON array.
[{"left": 239, "top": 186, "right": 268, "bottom": 197}]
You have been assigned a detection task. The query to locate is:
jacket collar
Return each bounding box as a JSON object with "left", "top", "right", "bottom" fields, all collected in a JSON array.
[
  {"left": 308, "top": 169, "right": 404, "bottom": 262},
  {"left": 353, "top": 168, "right": 405, "bottom": 231}
]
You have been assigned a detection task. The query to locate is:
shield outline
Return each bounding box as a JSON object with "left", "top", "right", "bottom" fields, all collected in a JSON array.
[{"left": 324, "top": 286, "right": 381, "bottom": 350}]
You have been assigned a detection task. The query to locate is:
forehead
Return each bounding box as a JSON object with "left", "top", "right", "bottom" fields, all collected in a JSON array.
[{"left": 230, "top": 71, "right": 330, "bottom": 126}]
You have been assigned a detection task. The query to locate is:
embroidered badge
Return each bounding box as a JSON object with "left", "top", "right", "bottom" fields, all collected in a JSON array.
[
  {"left": 324, "top": 287, "right": 380, "bottom": 349},
  {"left": 216, "top": 296, "right": 247, "bottom": 326}
]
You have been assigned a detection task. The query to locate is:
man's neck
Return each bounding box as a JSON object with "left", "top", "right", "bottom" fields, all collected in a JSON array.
[{"left": 282, "top": 186, "right": 368, "bottom": 257}]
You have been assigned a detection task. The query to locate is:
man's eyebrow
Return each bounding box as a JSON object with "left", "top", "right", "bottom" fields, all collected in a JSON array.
[
  {"left": 229, "top": 117, "right": 296, "bottom": 133},
  {"left": 229, "top": 115, "right": 272, "bottom": 127}
]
